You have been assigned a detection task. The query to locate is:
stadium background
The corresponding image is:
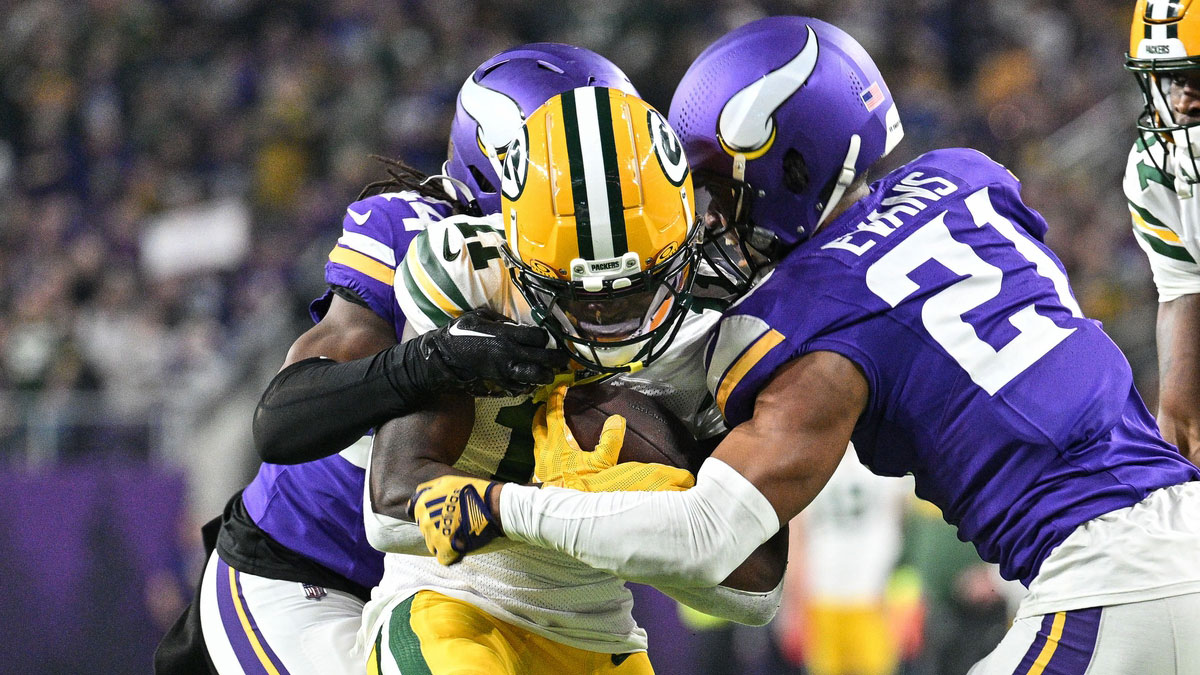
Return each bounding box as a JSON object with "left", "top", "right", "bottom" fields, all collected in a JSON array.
[{"left": 0, "top": 0, "right": 1145, "bottom": 673}]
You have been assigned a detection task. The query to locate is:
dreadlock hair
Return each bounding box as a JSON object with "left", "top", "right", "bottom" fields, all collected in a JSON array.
[{"left": 356, "top": 155, "right": 480, "bottom": 216}]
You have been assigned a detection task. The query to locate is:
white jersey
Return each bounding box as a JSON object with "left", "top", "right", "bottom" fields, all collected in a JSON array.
[
  {"left": 1123, "top": 134, "right": 1200, "bottom": 301},
  {"left": 799, "top": 449, "right": 912, "bottom": 603},
  {"left": 371, "top": 213, "right": 726, "bottom": 654}
]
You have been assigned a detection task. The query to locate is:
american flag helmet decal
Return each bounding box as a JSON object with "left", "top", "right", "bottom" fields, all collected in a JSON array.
[{"left": 861, "top": 83, "right": 884, "bottom": 112}]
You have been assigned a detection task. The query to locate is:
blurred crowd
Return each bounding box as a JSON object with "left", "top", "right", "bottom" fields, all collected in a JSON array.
[
  {"left": 0, "top": 0, "right": 1149, "bottom": 462},
  {"left": 0, "top": 1, "right": 1152, "bottom": 673}
]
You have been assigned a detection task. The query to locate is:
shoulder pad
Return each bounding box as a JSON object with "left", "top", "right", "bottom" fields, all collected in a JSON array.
[{"left": 395, "top": 214, "right": 508, "bottom": 332}]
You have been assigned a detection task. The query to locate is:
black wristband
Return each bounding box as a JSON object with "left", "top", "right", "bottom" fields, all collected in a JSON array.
[{"left": 252, "top": 340, "right": 430, "bottom": 464}]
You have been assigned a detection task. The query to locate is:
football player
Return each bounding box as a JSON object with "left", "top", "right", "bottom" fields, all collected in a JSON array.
[
  {"left": 361, "top": 87, "right": 788, "bottom": 675},
  {"left": 1124, "top": 0, "right": 1200, "bottom": 467},
  {"left": 153, "top": 45, "right": 632, "bottom": 675},
  {"left": 411, "top": 17, "right": 1200, "bottom": 673}
]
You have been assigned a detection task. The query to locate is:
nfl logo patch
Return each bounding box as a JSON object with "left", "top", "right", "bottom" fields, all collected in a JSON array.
[
  {"left": 302, "top": 584, "right": 327, "bottom": 600},
  {"left": 861, "top": 83, "right": 883, "bottom": 112}
]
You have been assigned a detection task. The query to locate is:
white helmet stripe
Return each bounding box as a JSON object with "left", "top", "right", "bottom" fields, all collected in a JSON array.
[
  {"left": 718, "top": 25, "right": 819, "bottom": 153},
  {"left": 571, "top": 88, "right": 617, "bottom": 259}
]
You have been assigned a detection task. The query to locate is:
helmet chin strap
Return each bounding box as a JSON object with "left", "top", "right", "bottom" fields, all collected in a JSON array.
[
  {"left": 426, "top": 168, "right": 479, "bottom": 208},
  {"left": 816, "top": 134, "right": 862, "bottom": 229},
  {"left": 731, "top": 153, "right": 748, "bottom": 182}
]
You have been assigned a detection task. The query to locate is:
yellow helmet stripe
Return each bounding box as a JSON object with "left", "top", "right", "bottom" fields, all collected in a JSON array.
[
  {"left": 594, "top": 90, "right": 629, "bottom": 256},
  {"left": 1144, "top": 0, "right": 1183, "bottom": 40},
  {"left": 561, "top": 87, "right": 627, "bottom": 260}
]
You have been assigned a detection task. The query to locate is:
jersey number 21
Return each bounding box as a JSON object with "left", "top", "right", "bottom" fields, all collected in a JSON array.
[{"left": 865, "top": 188, "right": 1083, "bottom": 395}]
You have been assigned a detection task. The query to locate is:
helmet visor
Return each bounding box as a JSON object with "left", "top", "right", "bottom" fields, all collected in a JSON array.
[
  {"left": 510, "top": 242, "right": 697, "bottom": 372},
  {"left": 527, "top": 260, "right": 688, "bottom": 344}
]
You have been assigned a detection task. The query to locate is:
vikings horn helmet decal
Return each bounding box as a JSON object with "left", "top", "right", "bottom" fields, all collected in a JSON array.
[
  {"left": 445, "top": 44, "right": 639, "bottom": 215},
  {"left": 669, "top": 17, "right": 903, "bottom": 257},
  {"left": 459, "top": 75, "right": 525, "bottom": 172},
  {"left": 718, "top": 25, "right": 820, "bottom": 161}
]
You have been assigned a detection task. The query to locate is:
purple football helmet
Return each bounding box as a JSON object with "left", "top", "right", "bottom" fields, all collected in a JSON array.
[
  {"left": 446, "top": 43, "right": 638, "bottom": 216},
  {"left": 670, "top": 17, "right": 903, "bottom": 269}
]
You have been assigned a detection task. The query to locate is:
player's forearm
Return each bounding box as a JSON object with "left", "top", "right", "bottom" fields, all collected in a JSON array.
[
  {"left": 1156, "top": 294, "right": 1200, "bottom": 466},
  {"left": 719, "top": 526, "right": 789, "bottom": 592},
  {"left": 252, "top": 342, "right": 435, "bottom": 464},
  {"left": 498, "top": 458, "right": 779, "bottom": 587},
  {"left": 365, "top": 506, "right": 518, "bottom": 557},
  {"left": 1158, "top": 408, "right": 1200, "bottom": 466},
  {"left": 369, "top": 393, "right": 476, "bottom": 521}
]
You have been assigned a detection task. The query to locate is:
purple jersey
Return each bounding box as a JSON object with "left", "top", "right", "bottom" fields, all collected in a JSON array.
[
  {"left": 310, "top": 192, "right": 455, "bottom": 331},
  {"left": 243, "top": 191, "right": 452, "bottom": 588},
  {"left": 707, "top": 149, "right": 1199, "bottom": 586}
]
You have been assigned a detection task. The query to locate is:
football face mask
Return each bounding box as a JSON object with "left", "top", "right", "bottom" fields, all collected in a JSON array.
[
  {"left": 1128, "top": 0, "right": 1200, "bottom": 196},
  {"left": 514, "top": 243, "right": 698, "bottom": 370},
  {"left": 499, "top": 86, "right": 700, "bottom": 373},
  {"left": 693, "top": 170, "right": 778, "bottom": 294}
]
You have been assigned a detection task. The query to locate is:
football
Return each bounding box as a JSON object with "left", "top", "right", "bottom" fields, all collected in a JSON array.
[{"left": 563, "top": 382, "right": 706, "bottom": 473}]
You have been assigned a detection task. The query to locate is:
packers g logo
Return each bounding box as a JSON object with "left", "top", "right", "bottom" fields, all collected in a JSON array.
[
  {"left": 500, "top": 126, "right": 529, "bottom": 201},
  {"left": 648, "top": 110, "right": 689, "bottom": 187}
]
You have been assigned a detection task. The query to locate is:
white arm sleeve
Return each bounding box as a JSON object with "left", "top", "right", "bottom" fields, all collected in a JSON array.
[
  {"left": 655, "top": 580, "right": 784, "bottom": 626},
  {"left": 361, "top": 436, "right": 435, "bottom": 555},
  {"left": 363, "top": 507, "right": 434, "bottom": 555},
  {"left": 500, "top": 457, "right": 780, "bottom": 587}
]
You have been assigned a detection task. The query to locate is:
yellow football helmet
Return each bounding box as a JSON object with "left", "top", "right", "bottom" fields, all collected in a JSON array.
[
  {"left": 498, "top": 86, "right": 699, "bottom": 372},
  {"left": 1128, "top": 0, "right": 1200, "bottom": 195}
]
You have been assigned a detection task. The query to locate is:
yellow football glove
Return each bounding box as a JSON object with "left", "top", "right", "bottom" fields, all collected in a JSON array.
[
  {"left": 533, "top": 383, "right": 696, "bottom": 493},
  {"left": 406, "top": 476, "right": 501, "bottom": 566}
]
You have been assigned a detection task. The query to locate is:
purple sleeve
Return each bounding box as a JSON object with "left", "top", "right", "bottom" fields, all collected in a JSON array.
[{"left": 309, "top": 192, "right": 452, "bottom": 339}]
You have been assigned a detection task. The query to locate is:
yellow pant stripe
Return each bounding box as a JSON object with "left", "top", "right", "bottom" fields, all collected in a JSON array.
[
  {"left": 1026, "top": 611, "right": 1066, "bottom": 675},
  {"left": 226, "top": 566, "right": 282, "bottom": 675}
]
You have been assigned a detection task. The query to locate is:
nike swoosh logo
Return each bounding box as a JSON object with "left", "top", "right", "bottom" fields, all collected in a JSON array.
[
  {"left": 718, "top": 25, "right": 819, "bottom": 154},
  {"left": 447, "top": 323, "right": 493, "bottom": 339},
  {"left": 443, "top": 235, "right": 461, "bottom": 262},
  {"left": 347, "top": 208, "right": 371, "bottom": 226}
]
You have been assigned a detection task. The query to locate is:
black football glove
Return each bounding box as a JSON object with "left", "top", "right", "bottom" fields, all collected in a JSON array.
[{"left": 400, "top": 309, "right": 570, "bottom": 396}]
